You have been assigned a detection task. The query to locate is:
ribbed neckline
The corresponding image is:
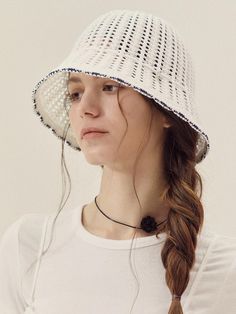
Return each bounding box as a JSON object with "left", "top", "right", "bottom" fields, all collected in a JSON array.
[{"left": 75, "top": 203, "right": 168, "bottom": 250}]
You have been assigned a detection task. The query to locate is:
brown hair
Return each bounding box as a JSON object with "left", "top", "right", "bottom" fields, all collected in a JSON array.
[
  {"left": 156, "top": 102, "right": 204, "bottom": 313},
  {"left": 101, "top": 91, "right": 204, "bottom": 313},
  {"left": 26, "top": 81, "right": 204, "bottom": 314}
]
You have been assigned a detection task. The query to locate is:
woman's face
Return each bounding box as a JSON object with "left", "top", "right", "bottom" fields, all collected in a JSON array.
[{"left": 67, "top": 72, "right": 170, "bottom": 168}]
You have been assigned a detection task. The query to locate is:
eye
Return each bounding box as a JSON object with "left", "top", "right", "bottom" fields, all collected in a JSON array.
[
  {"left": 67, "top": 92, "right": 81, "bottom": 103},
  {"left": 67, "top": 84, "right": 120, "bottom": 103},
  {"left": 103, "top": 84, "right": 120, "bottom": 92}
]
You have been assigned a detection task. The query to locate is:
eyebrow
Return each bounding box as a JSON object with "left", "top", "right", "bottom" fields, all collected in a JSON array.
[{"left": 67, "top": 76, "right": 100, "bottom": 85}]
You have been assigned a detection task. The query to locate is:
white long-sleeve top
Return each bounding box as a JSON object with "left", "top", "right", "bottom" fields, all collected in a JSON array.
[{"left": 0, "top": 203, "right": 236, "bottom": 314}]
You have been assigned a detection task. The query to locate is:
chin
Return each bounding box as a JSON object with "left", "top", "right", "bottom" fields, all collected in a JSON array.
[
  {"left": 83, "top": 155, "right": 106, "bottom": 166},
  {"left": 87, "top": 160, "right": 103, "bottom": 166},
  {"left": 81, "top": 147, "right": 118, "bottom": 167}
]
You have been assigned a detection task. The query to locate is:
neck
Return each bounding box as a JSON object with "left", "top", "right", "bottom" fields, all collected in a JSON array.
[{"left": 82, "top": 156, "right": 170, "bottom": 240}]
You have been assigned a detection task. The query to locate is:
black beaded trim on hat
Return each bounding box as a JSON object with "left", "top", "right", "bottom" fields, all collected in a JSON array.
[{"left": 32, "top": 68, "right": 210, "bottom": 163}]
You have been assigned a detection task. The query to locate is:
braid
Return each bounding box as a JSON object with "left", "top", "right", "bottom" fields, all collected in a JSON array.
[{"left": 157, "top": 104, "right": 204, "bottom": 313}]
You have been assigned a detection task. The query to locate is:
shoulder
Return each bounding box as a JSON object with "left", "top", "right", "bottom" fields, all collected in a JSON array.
[
  {"left": 18, "top": 212, "right": 50, "bottom": 253},
  {"left": 18, "top": 206, "right": 81, "bottom": 253},
  {"left": 206, "top": 232, "right": 236, "bottom": 312},
  {"left": 0, "top": 212, "right": 49, "bottom": 295},
  {"left": 0, "top": 212, "right": 49, "bottom": 256},
  {"left": 184, "top": 225, "right": 236, "bottom": 313},
  {"left": 206, "top": 230, "right": 236, "bottom": 260},
  {"left": 1, "top": 205, "right": 81, "bottom": 258},
  {"left": 197, "top": 219, "right": 236, "bottom": 253},
  {"left": 197, "top": 222, "right": 236, "bottom": 274},
  {"left": 0, "top": 216, "right": 24, "bottom": 257}
]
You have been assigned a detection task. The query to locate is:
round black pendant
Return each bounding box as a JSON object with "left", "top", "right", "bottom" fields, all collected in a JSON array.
[{"left": 140, "top": 215, "right": 157, "bottom": 233}]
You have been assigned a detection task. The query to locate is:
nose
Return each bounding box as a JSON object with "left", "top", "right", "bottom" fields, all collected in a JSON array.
[{"left": 74, "top": 89, "right": 101, "bottom": 118}]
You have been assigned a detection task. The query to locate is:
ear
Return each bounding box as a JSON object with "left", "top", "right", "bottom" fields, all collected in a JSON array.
[
  {"left": 162, "top": 115, "right": 172, "bottom": 128},
  {"left": 163, "top": 122, "right": 172, "bottom": 128}
]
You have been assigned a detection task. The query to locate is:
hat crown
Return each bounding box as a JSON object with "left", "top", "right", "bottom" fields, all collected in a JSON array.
[
  {"left": 32, "top": 9, "right": 209, "bottom": 163},
  {"left": 71, "top": 9, "right": 195, "bottom": 102}
]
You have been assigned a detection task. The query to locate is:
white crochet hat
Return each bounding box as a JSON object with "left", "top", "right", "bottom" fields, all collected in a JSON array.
[{"left": 32, "top": 9, "right": 210, "bottom": 163}]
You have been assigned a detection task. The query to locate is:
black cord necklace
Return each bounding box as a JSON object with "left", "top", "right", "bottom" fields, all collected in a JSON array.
[{"left": 94, "top": 195, "right": 167, "bottom": 234}]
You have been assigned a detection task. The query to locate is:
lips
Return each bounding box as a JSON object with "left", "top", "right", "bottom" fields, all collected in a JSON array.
[
  {"left": 83, "top": 131, "right": 108, "bottom": 139},
  {"left": 81, "top": 127, "right": 108, "bottom": 139},
  {"left": 85, "top": 131, "right": 105, "bottom": 134}
]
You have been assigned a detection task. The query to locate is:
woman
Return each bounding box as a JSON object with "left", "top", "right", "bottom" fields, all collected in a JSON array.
[{"left": 1, "top": 9, "right": 236, "bottom": 314}]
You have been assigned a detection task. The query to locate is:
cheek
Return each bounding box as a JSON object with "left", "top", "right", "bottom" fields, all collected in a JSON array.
[
  {"left": 122, "top": 99, "right": 150, "bottom": 132},
  {"left": 116, "top": 106, "right": 150, "bottom": 152}
]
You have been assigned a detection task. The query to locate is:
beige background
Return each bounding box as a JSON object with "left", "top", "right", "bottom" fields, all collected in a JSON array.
[{"left": 0, "top": 0, "right": 235, "bottom": 237}]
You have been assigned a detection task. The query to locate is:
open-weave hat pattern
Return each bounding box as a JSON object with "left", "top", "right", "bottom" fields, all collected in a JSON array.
[{"left": 32, "top": 9, "right": 210, "bottom": 163}]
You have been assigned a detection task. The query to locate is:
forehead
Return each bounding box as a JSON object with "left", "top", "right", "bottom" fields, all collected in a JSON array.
[{"left": 67, "top": 72, "right": 115, "bottom": 85}]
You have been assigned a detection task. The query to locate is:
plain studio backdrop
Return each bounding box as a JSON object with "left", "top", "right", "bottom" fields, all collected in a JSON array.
[{"left": 0, "top": 0, "right": 235, "bottom": 238}]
